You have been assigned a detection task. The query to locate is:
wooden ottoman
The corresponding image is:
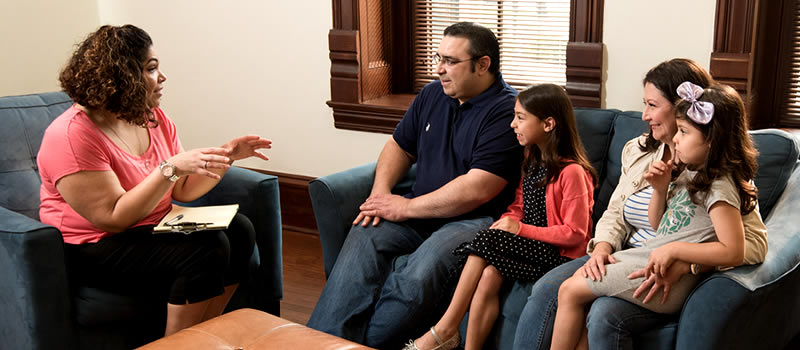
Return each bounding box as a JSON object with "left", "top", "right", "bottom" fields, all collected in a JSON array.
[{"left": 138, "top": 308, "right": 374, "bottom": 349}]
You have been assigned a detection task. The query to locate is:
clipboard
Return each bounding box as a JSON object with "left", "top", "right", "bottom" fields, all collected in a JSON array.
[{"left": 154, "top": 204, "right": 239, "bottom": 234}]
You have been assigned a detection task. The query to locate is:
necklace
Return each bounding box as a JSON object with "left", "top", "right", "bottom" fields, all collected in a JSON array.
[{"left": 106, "top": 123, "right": 141, "bottom": 155}]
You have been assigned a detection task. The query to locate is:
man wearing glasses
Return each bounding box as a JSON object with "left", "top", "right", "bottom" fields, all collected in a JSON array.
[{"left": 308, "top": 22, "right": 522, "bottom": 349}]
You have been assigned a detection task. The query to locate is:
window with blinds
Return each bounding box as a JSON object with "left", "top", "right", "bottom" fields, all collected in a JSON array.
[
  {"left": 413, "top": 0, "right": 570, "bottom": 91},
  {"left": 781, "top": 0, "right": 800, "bottom": 127}
]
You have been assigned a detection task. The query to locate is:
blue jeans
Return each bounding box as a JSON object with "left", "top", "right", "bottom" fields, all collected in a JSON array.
[
  {"left": 307, "top": 216, "right": 493, "bottom": 348},
  {"left": 512, "top": 255, "right": 673, "bottom": 350}
]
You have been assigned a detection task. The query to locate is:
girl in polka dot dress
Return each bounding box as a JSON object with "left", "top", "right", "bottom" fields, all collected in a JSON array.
[{"left": 404, "top": 84, "right": 597, "bottom": 350}]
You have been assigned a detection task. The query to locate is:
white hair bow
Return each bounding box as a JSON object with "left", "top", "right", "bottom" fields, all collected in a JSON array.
[{"left": 676, "top": 81, "right": 714, "bottom": 124}]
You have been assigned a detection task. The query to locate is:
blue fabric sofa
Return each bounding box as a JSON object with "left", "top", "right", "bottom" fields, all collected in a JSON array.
[
  {"left": 0, "top": 92, "right": 283, "bottom": 349},
  {"left": 309, "top": 108, "right": 800, "bottom": 349}
]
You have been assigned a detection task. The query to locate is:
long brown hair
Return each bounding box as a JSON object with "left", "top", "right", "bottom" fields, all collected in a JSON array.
[
  {"left": 517, "top": 84, "right": 597, "bottom": 186},
  {"left": 640, "top": 58, "right": 713, "bottom": 151},
  {"left": 59, "top": 24, "right": 157, "bottom": 127},
  {"left": 674, "top": 83, "right": 758, "bottom": 214}
]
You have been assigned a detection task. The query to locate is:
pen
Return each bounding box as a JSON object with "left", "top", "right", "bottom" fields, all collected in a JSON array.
[{"left": 165, "top": 214, "right": 184, "bottom": 226}]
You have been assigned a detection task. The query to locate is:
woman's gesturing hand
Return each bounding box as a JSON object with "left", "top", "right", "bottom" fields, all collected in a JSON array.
[
  {"left": 223, "top": 135, "right": 272, "bottom": 162},
  {"left": 169, "top": 147, "right": 231, "bottom": 180},
  {"left": 166, "top": 135, "right": 270, "bottom": 181},
  {"left": 583, "top": 242, "right": 617, "bottom": 281}
]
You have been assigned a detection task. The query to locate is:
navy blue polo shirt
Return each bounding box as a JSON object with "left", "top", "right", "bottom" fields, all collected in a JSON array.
[{"left": 393, "top": 73, "right": 522, "bottom": 220}]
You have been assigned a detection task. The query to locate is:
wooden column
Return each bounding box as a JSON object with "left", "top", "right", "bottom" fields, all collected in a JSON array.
[{"left": 567, "top": 0, "right": 604, "bottom": 108}]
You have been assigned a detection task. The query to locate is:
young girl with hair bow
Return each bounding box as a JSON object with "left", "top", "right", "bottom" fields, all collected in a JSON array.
[{"left": 550, "top": 82, "right": 758, "bottom": 350}]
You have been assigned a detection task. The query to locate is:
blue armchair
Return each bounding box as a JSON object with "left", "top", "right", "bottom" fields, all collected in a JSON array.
[
  {"left": 309, "top": 108, "right": 800, "bottom": 349},
  {"left": 0, "top": 92, "right": 283, "bottom": 349}
]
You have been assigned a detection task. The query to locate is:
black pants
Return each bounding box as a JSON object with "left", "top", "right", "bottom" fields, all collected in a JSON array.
[{"left": 65, "top": 213, "right": 256, "bottom": 304}]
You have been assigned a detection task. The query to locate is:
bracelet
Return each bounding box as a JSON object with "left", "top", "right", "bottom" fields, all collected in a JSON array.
[{"left": 690, "top": 263, "right": 701, "bottom": 275}]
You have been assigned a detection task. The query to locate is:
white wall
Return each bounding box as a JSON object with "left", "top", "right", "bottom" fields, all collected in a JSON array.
[
  {"left": 603, "top": 0, "right": 717, "bottom": 111},
  {"left": 96, "top": 1, "right": 389, "bottom": 177},
  {"left": 2, "top": 0, "right": 718, "bottom": 177},
  {"left": 0, "top": 0, "right": 99, "bottom": 95}
]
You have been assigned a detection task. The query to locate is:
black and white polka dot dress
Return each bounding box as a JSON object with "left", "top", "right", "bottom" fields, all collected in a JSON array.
[{"left": 454, "top": 166, "right": 571, "bottom": 282}]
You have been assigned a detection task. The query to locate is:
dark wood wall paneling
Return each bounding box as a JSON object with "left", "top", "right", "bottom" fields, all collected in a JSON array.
[
  {"left": 710, "top": 0, "right": 800, "bottom": 130},
  {"left": 568, "top": 0, "right": 604, "bottom": 108},
  {"left": 710, "top": 0, "right": 755, "bottom": 99},
  {"left": 749, "top": 0, "right": 796, "bottom": 129},
  {"left": 327, "top": 0, "right": 414, "bottom": 135},
  {"left": 327, "top": 0, "right": 606, "bottom": 134}
]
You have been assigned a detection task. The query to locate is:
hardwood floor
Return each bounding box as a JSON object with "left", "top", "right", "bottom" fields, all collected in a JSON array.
[{"left": 280, "top": 229, "right": 326, "bottom": 325}]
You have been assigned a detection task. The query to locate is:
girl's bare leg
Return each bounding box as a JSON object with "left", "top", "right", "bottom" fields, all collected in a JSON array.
[
  {"left": 464, "top": 265, "right": 503, "bottom": 350},
  {"left": 551, "top": 271, "right": 597, "bottom": 350},
  {"left": 164, "top": 300, "right": 211, "bottom": 336},
  {"left": 414, "top": 254, "right": 488, "bottom": 350},
  {"left": 202, "top": 284, "right": 238, "bottom": 321},
  {"left": 576, "top": 325, "right": 589, "bottom": 350}
]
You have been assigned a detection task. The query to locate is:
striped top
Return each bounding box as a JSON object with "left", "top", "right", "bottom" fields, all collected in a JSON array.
[{"left": 624, "top": 186, "right": 656, "bottom": 248}]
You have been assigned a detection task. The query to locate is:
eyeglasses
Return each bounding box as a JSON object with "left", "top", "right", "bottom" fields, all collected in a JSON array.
[{"left": 432, "top": 53, "right": 479, "bottom": 66}]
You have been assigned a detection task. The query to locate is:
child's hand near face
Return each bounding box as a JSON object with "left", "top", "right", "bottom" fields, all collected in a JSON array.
[{"left": 645, "top": 159, "right": 673, "bottom": 194}]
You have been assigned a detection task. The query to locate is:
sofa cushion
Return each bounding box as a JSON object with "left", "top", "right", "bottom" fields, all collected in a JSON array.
[
  {"left": 750, "top": 129, "right": 800, "bottom": 218},
  {"left": 719, "top": 131, "right": 799, "bottom": 291},
  {"left": 574, "top": 108, "right": 618, "bottom": 180},
  {"left": 593, "top": 111, "right": 649, "bottom": 227},
  {"left": 0, "top": 92, "right": 72, "bottom": 220},
  {"left": 574, "top": 108, "right": 650, "bottom": 228}
]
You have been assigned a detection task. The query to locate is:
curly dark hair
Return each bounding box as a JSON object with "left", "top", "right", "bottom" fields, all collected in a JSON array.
[
  {"left": 59, "top": 24, "right": 156, "bottom": 126},
  {"left": 639, "top": 58, "right": 713, "bottom": 152},
  {"left": 674, "top": 83, "right": 759, "bottom": 215},
  {"left": 517, "top": 84, "right": 598, "bottom": 187}
]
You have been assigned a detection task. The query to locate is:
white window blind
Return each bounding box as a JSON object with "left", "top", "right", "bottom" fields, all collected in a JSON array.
[
  {"left": 782, "top": 0, "right": 800, "bottom": 127},
  {"left": 414, "top": 0, "right": 570, "bottom": 91}
]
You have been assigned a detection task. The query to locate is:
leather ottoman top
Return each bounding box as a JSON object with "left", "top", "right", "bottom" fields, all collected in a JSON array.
[{"left": 138, "top": 308, "right": 374, "bottom": 350}]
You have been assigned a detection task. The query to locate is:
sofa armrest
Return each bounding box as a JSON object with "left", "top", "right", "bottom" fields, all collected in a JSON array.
[
  {"left": 0, "top": 206, "right": 74, "bottom": 349},
  {"left": 675, "top": 164, "right": 800, "bottom": 349},
  {"left": 177, "top": 166, "right": 282, "bottom": 314},
  {"left": 675, "top": 268, "right": 800, "bottom": 349},
  {"left": 309, "top": 162, "right": 417, "bottom": 278},
  {"left": 309, "top": 163, "right": 376, "bottom": 278}
]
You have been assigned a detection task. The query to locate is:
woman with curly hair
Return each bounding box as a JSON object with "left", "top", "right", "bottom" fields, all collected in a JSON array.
[{"left": 37, "top": 24, "right": 271, "bottom": 336}]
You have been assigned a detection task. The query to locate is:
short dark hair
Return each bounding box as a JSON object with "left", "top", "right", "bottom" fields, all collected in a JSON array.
[
  {"left": 59, "top": 24, "right": 156, "bottom": 126},
  {"left": 639, "top": 58, "right": 713, "bottom": 152},
  {"left": 443, "top": 22, "right": 500, "bottom": 75}
]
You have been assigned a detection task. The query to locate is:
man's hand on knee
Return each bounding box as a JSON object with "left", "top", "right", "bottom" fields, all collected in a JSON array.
[
  {"left": 357, "top": 194, "right": 411, "bottom": 223},
  {"left": 353, "top": 211, "right": 382, "bottom": 227}
]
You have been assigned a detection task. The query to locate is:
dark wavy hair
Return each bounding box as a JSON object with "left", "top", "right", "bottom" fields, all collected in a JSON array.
[
  {"left": 444, "top": 22, "right": 500, "bottom": 75},
  {"left": 674, "top": 83, "right": 758, "bottom": 214},
  {"left": 59, "top": 24, "right": 157, "bottom": 127},
  {"left": 639, "top": 58, "right": 713, "bottom": 151},
  {"left": 517, "top": 84, "right": 597, "bottom": 187}
]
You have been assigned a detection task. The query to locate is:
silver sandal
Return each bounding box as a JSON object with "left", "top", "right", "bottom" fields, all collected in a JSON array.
[{"left": 401, "top": 327, "right": 460, "bottom": 350}]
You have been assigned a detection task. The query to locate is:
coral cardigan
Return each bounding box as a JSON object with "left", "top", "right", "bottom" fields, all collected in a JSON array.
[{"left": 500, "top": 163, "right": 594, "bottom": 259}]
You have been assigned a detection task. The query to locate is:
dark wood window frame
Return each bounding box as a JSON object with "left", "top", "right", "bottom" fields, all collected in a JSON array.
[
  {"left": 711, "top": 0, "right": 799, "bottom": 129},
  {"left": 327, "top": 0, "right": 604, "bottom": 134}
]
